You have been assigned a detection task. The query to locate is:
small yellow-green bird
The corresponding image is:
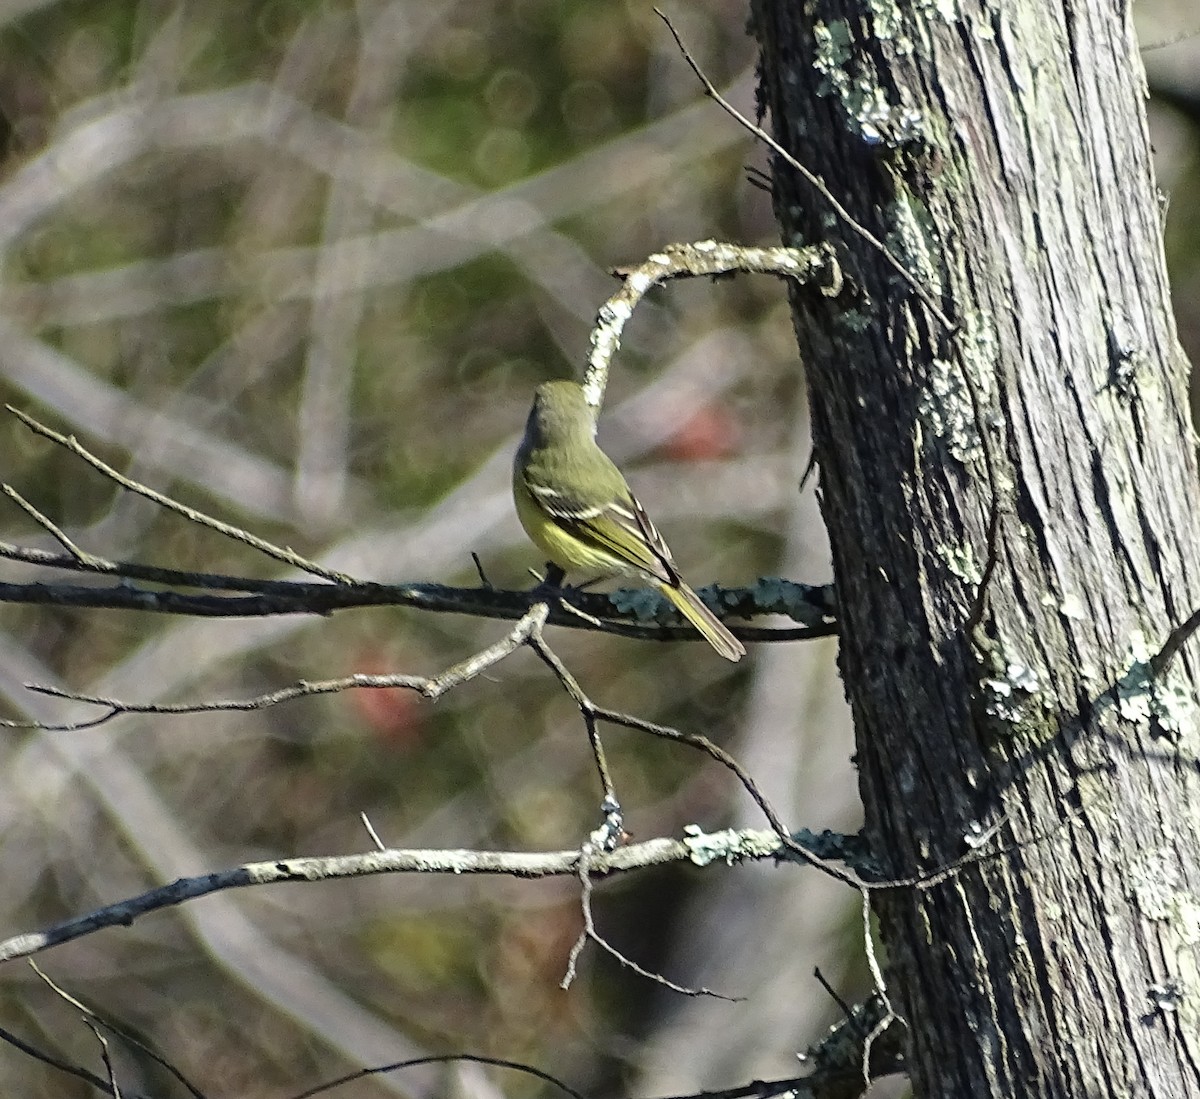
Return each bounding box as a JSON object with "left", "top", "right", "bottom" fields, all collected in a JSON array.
[{"left": 513, "top": 380, "right": 745, "bottom": 662}]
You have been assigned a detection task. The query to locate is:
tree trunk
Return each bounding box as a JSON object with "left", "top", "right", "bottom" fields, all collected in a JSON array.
[{"left": 751, "top": 2, "right": 1200, "bottom": 1096}]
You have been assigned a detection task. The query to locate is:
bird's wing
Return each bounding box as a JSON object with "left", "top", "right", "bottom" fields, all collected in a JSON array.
[
  {"left": 601, "top": 489, "right": 680, "bottom": 586},
  {"left": 522, "top": 478, "right": 606, "bottom": 520},
  {"left": 520, "top": 453, "right": 678, "bottom": 585}
]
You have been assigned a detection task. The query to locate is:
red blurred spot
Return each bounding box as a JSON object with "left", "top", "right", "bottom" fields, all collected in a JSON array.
[
  {"left": 348, "top": 648, "right": 424, "bottom": 750},
  {"left": 660, "top": 403, "right": 739, "bottom": 462}
]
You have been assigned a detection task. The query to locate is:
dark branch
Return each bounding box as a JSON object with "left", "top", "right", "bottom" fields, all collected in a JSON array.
[
  {"left": 290, "top": 1053, "right": 585, "bottom": 1099},
  {"left": 1149, "top": 603, "right": 1200, "bottom": 677},
  {"left": 0, "top": 548, "right": 836, "bottom": 643}
]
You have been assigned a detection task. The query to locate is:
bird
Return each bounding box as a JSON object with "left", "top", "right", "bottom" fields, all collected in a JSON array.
[{"left": 512, "top": 379, "right": 745, "bottom": 662}]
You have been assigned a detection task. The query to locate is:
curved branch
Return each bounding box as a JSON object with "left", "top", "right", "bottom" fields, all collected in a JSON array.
[{"left": 581, "top": 239, "right": 841, "bottom": 409}]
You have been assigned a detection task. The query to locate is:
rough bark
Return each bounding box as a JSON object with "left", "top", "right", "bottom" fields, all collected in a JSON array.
[{"left": 751, "top": 1, "right": 1200, "bottom": 1097}]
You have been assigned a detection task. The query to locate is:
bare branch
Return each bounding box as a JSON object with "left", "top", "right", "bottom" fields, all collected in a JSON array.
[
  {"left": 31, "top": 962, "right": 208, "bottom": 1099},
  {"left": 360, "top": 812, "right": 387, "bottom": 853},
  {"left": 1149, "top": 604, "right": 1200, "bottom": 677},
  {"left": 2, "top": 485, "right": 101, "bottom": 566},
  {"left": 596, "top": 704, "right": 867, "bottom": 890},
  {"left": 6, "top": 405, "right": 353, "bottom": 585},
  {"left": 14, "top": 603, "right": 548, "bottom": 729},
  {"left": 0, "top": 556, "right": 836, "bottom": 701},
  {"left": 0, "top": 574, "right": 834, "bottom": 639},
  {"left": 0, "top": 538, "right": 323, "bottom": 592},
  {"left": 527, "top": 625, "right": 619, "bottom": 814},
  {"left": 582, "top": 239, "right": 840, "bottom": 409},
  {"left": 86, "top": 1023, "right": 122, "bottom": 1099},
  {"left": 0, "top": 1023, "right": 125, "bottom": 1098},
  {"left": 562, "top": 847, "right": 740, "bottom": 1001},
  {"left": 0, "top": 828, "right": 786, "bottom": 965}
]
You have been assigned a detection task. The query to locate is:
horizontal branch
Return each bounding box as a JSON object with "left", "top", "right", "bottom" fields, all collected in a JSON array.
[
  {"left": 0, "top": 827, "right": 788, "bottom": 964},
  {"left": 0, "top": 542, "right": 837, "bottom": 643}
]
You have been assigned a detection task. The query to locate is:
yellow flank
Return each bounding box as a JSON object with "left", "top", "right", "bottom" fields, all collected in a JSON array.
[
  {"left": 512, "top": 465, "right": 621, "bottom": 576},
  {"left": 515, "top": 460, "right": 745, "bottom": 661}
]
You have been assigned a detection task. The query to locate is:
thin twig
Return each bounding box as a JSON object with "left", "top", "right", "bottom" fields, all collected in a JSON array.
[
  {"left": 2, "top": 485, "right": 100, "bottom": 566},
  {"left": 0, "top": 1023, "right": 123, "bottom": 1097},
  {"left": 20, "top": 602, "right": 541, "bottom": 727},
  {"left": 1149, "top": 604, "right": 1200, "bottom": 677},
  {"left": 797, "top": 445, "right": 818, "bottom": 496},
  {"left": 470, "top": 551, "right": 492, "bottom": 588},
  {"left": 596, "top": 705, "right": 866, "bottom": 889},
  {"left": 30, "top": 962, "right": 207, "bottom": 1099},
  {"left": 360, "top": 812, "right": 387, "bottom": 853},
  {"left": 289, "top": 1052, "right": 585, "bottom": 1099},
  {"left": 527, "top": 626, "right": 617, "bottom": 809},
  {"left": 812, "top": 966, "right": 860, "bottom": 1033},
  {"left": 86, "top": 1023, "right": 122, "bottom": 1099},
  {"left": 0, "top": 538, "right": 334, "bottom": 592},
  {"left": 655, "top": 8, "right": 955, "bottom": 333},
  {"left": 13, "top": 675, "right": 429, "bottom": 733},
  {"left": 599, "top": 704, "right": 1026, "bottom": 895},
  {"left": 6, "top": 405, "right": 354, "bottom": 585},
  {"left": 563, "top": 847, "right": 739, "bottom": 1000},
  {"left": 11, "top": 587, "right": 829, "bottom": 733}
]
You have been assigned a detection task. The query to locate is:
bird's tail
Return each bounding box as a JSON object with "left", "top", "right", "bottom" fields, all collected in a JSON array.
[{"left": 660, "top": 581, "right": 745, "bottom": 662}]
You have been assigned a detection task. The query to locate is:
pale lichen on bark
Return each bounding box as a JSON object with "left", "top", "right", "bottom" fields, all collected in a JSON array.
[{"left": 753, "top": 0, "right": 1200, "bottom": 1093}]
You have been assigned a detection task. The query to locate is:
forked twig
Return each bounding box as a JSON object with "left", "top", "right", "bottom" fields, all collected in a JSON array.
[
  {"left": 12, "top": 605, "right": 549, "bottom": 731},
  {"left": 31, "top": 962, "right": 208, "bottom": 1099},
  {"left": 6, "top": 405, "right": 353, "bottom": 585},
  {"left": 596, "top": 704, "right": 866, "bottom": 889},
  {"left": 561, "top": 848, "right": 740, "bottom": 1000}
]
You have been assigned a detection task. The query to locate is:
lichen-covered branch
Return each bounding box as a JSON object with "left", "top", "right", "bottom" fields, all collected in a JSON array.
[{"left": 0, "top": 827, "right": 789, "bottom": 965}]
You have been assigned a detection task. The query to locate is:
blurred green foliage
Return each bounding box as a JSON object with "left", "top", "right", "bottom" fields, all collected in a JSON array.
[
  {"left": 0, "top": 2, "right": 800, "bottom": 1096},
  {"left": 0, "top": 2, "right": 1194, "bottom": 1097}
]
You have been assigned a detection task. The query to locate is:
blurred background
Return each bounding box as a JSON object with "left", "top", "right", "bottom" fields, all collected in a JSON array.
[{"left": 0, "top": 1, "right": 1194, "bottom": 1096}]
